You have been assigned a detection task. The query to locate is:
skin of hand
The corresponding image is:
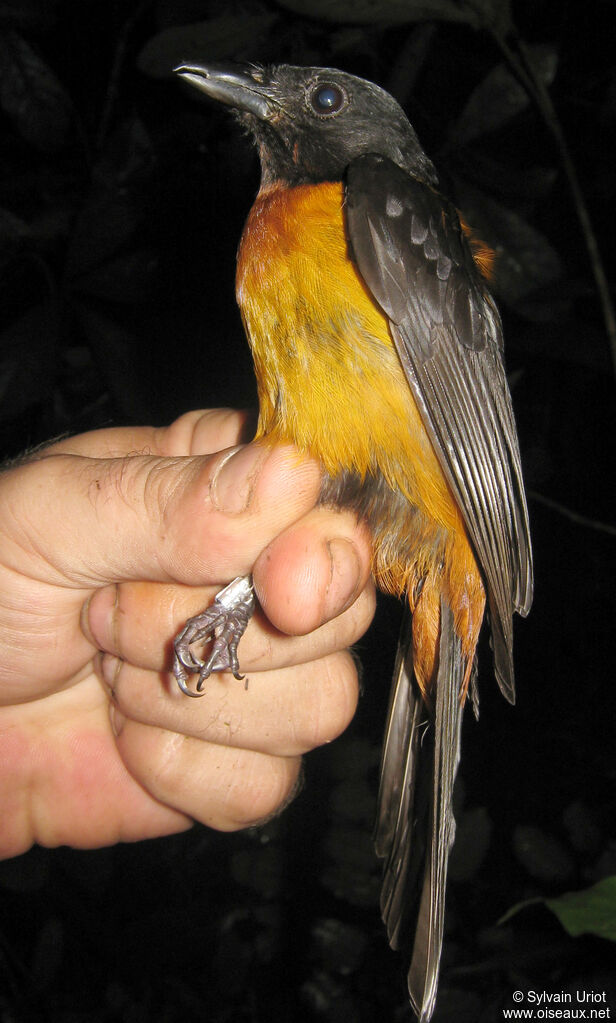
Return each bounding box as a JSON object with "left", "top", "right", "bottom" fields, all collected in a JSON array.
[{"left": 0, "top": 409, "right": 375, "bottom": 859}]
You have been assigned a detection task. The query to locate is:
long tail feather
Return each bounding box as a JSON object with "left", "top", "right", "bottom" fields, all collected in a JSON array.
[{"left": 376, "top": 599, "right": 465, "bottom": 1022}]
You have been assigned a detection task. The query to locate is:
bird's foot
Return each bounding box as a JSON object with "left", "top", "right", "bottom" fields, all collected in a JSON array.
[{"left": 173, "top": 576, "right": 255, "bottom": 697}]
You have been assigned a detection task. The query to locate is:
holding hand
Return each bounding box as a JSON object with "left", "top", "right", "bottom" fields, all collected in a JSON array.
[{"left": 0, "top": 409, "right": 374, "bottom": 858}]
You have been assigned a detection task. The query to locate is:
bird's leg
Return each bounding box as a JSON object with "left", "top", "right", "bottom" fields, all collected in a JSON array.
[{"left": 173, "top": 575, "right": 255, "bottom": 697}]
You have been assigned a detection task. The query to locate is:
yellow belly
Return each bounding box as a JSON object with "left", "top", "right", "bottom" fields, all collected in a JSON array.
[{"left": 236, "top": 181, "right": 461, "bottom": 535}]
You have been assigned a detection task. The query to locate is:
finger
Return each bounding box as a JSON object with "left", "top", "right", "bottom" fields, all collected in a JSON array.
[
  {"left": 2, "top": 442, "right": 321, "bottom": 590},
  {"left": 159, "top": 408, "right": 257, "bottom": 456},
  {"left": 84, "top": 578, "right": 376, "bottom": 673},
  {"left": 112, "top": 714, "right": 303, "bottom": 831},
  {"left": 0, "top": 675, "right": 192, "bottom": 856},
  {"left": 253, "top": 505, "right": 373, "bottom": 634},
  {"left": 100, "top": 648, "right": 359, "bottom": 756},
  {"left": 43, "top": 409, "right": 253, "bottom": 459}
]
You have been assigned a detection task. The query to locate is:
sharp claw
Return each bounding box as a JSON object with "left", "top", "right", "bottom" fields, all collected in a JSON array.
[
  {"left": 174, "top": 666, "right": 208, "bottom": 698},
  {"left": 172, "top": 575, "right": 255, "bottom": 695}
]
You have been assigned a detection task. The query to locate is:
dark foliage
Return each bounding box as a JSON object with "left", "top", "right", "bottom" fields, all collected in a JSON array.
[{"left": 1, "top": 0, "right": 615, "bottom": 1020}]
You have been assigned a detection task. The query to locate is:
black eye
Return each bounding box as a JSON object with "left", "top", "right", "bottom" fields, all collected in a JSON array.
[{"left": 310, "top": 83, "right": 347, "bottom": 117}]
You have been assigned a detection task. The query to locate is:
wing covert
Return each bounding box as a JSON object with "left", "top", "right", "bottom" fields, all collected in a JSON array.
[{"left": 345, "top": 153, "right": 533, "bottom": 699}]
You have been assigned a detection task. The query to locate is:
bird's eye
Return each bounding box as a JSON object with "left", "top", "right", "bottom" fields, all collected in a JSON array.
[{"left": 309, "top": 83, "right": 347, "bottom": 117}]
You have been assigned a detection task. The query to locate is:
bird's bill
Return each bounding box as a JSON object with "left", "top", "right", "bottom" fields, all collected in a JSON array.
[{"left": 174, "top": 62, "right": 273, "bottom": 120}]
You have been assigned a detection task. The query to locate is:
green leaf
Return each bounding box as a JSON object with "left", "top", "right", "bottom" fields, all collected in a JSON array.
[
  {"left": 498, "top": 877, "right": 616, "bottom": 943},
  {"left": 545, "top": 877, "right": 616, "bottom": 942}
]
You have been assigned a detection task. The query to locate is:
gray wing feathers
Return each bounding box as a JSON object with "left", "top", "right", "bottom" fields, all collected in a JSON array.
[
  {"left": 349, "top": 152, "right": 533, "bottom": 1019},
  {"left": 346, "top": 153, "right": 533, "bottom": 700},
  {"left": 394, "top": 317, "right": 531, "bottom": 698}
]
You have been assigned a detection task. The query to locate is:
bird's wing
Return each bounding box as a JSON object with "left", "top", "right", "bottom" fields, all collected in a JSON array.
[
  {"left": 345, "top": 153, "right": 533, "bottom": 700},
  {"left": 347, "top": 153, "right": 533, "bottom": 1019}
]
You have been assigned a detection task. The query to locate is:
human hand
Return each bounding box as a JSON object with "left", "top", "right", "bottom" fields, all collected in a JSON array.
[{"left": 0, "top": 410, "right": 375, "bottom": 858}]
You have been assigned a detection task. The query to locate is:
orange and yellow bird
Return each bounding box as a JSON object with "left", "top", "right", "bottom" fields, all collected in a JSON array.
[{"left": 172, "top": 62, "right": 533, "bottom": 1021}]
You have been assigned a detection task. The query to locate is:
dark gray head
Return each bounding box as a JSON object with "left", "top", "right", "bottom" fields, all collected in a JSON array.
[{"left": 175, "top": 62, "right": 438, "bottom": 188}]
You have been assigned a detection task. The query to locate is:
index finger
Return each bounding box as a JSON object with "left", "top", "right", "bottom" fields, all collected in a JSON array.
[{"left": 44, "top": 409, "right": 253, "bottom": 461}]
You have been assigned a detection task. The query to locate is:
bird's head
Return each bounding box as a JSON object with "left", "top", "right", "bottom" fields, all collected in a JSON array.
[{"left": 175, "top": 61, "right": 438, "bottom": 188}]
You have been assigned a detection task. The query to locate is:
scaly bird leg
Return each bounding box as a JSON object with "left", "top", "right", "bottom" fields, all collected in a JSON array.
[{"left": 173, "top": 575, "right": 255, "bottom": 697}]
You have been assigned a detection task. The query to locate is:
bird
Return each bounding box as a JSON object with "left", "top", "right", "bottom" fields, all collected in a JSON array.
[{"left": 172, "top": 61, "right": 533, "bottom": 1021}]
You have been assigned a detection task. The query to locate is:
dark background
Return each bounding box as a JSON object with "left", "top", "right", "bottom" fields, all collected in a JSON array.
[{"left": 1, "top": 1, "right": 615, "bottom": 1020}]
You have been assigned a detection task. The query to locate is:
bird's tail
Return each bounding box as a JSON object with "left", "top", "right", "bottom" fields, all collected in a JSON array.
[{"left": 375, "top": 598, "right": 464, "bottom": 1022}]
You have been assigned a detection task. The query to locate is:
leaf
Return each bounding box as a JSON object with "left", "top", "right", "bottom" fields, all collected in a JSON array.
[
  {"left": 275, "top": 0, "right": 511, "bottom": 31},
  {"left": 137, "top": 13, "right": 278, "bottom": 79},
  {"left": 453, "top": 184, "right": 562, "bottom": 312},
  {"left": 499, "top": 877, "right": 616, "bottom": 944},
  {"left": 0, "top": 30, "right": 71, "bottom": 151},
  {"left": 545, "top": 877, "right": 616, "bottom": 942},
  {"left": 450, "top": 45, "right": 558, "bottom": 145}
]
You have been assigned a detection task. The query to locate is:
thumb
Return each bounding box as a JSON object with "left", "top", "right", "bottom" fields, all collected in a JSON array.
[{"left": 2, "top": 444, "right": 321, "bottom": 590}]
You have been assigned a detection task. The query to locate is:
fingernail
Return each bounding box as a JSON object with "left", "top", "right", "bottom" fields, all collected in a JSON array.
[
  {"left": 80, "top": 593, "right": 95, "bottom": 646},
  {"left": 322, "top": 538, "right": 362, "bottom": 622},
  {"left": 109, "top": 704, "right": 125, "bottom": 738},
  {"left": 82, "top": 585, "right": 119, "bottom": 654},
  {"left": 99, "top": 653, "right": 123, "bottom": 691},
  {"left": 210, "top": 444, "right": 267, "bottom": 514}
]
